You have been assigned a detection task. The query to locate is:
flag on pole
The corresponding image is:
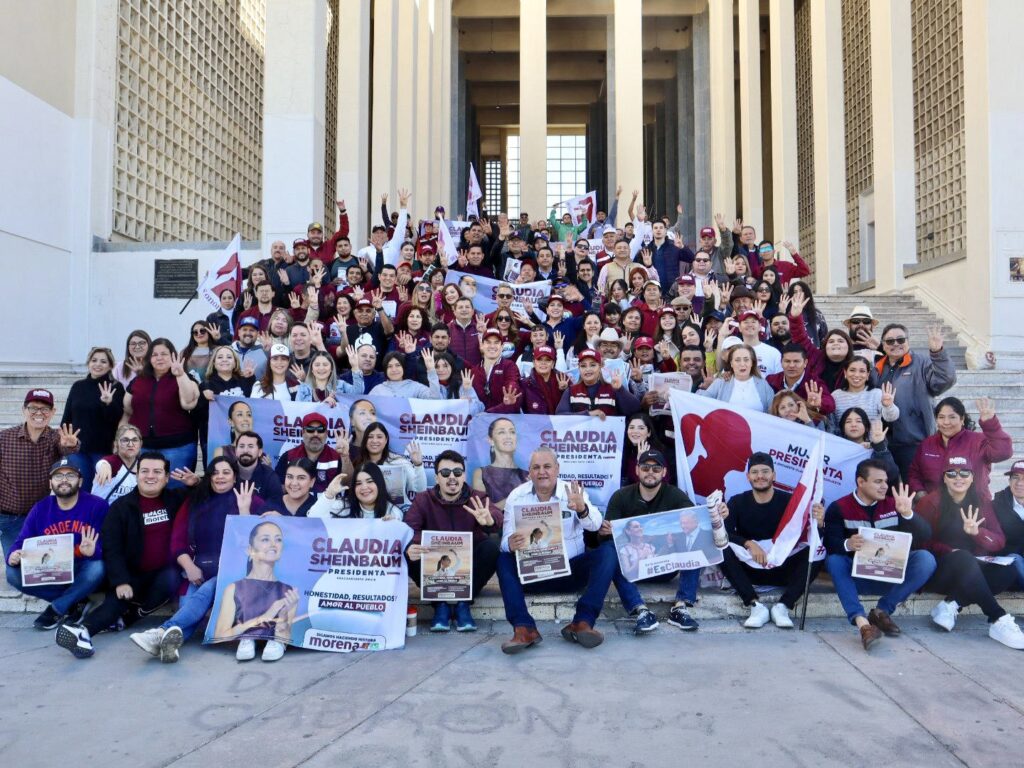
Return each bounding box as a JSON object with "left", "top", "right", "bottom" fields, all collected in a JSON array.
[
  {"left": 197, "top": 233, "right": 243, "bottom": 311},
  {"left": 559, "top": 190, "right": 598, "bottom": 225},
  {"left": 467, "top": 163, "right": 483, "bottom": 219},
  {"left": 437, "top": 214, "right": 461, "bottom": 266}
]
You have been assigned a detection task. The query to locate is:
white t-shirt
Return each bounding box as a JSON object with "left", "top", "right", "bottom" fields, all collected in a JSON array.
[
  {"left": 728, "top": 377, "right": 763, "bottom": 411},
  {"left": 751, "top": 342, "right": 782, "bottom": 377}
]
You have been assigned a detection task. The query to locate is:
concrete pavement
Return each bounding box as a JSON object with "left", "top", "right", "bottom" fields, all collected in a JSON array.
[{"left": 1, "top": 612, "right": 1022, "bottom": 767}]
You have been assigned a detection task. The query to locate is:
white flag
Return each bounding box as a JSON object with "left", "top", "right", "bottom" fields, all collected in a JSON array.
[
  {"left": 197, "top": 233, "right": 242, "bottom": 311},
  {"left": 437, "top": 214, "right": 461, "bottom": 266},
  {"left": 467, "top": 163, "right": 483, "bottom": 219},
  {"left": 559, "top": 190, "right": 598, "bottom": 226}
]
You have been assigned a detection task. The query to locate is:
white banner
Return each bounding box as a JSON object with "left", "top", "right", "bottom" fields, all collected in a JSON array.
[
  {"left": 467, "top": 163, "right": 483, "bottom": 219},
  {"left": 197, "top": 233, "right": 243, "bottom": 310},
  {"left": 558, "top": 190, "right": 597, "bottom": 226},
  {"left": 446, "top": 269, "right": 551, "bottom": 316}
]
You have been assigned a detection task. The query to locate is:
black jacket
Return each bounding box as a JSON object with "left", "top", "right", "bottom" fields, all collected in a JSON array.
[
  {"left": 101, "top": 488, "right": 188, "bottom": 587},
  {"left": 994, "top": 487, "right": 1024, "bottom": 556}
]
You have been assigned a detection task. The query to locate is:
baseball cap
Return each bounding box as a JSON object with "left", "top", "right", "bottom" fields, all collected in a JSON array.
[
  {"left": 24, "top": 389, "right": 54, "bottom": 408},
  {"left": 544, "top": 293, "right": 564, "bottom": 307},
  {"left": 658, "top": 305, "right": 677, "bottom": 316},
  {"left": 49, "top": 458, "right": 81, "bottom": 477},
  {"left": 355, "top": 298, "right": 373, "bottom": 309},
  {"left": 397, "top": 261, "right": 413, "bottom": 270},
  {"left": 238, "top": 317, "right": 260, "bottom": 329},
  {"left": 269, "top": 343, "right": 291, "bottom": 358},
  {"left": 482, "top": 328, "right": 502, "bottom": 341},
  {"left": 307, "top": 221, "right": 324, "bottom": 232},
  {"left": 747, "top": 452, "right": 775, "bottom": 471},
  {"left": 1005, "top": 459, "right": 1024, "bottom": 477},
  {"left": 676, "top": 274, "right": 696, "bottom": 286},
  {"left": 700, "top": 227, "right": 716, "bottom": 239},
  {"left": 578, "top": 349, "right": 602, "bottom": 364},
  {"left": 638, "top": 449, "right": 667, "bottom": 468},
  {"left": 419, "top": 242, "right": 436, "bottom": 254},
  {"left": 737, "top": 310, "right": 762, "bottom": 324},
  {"left": 292, "top": 238, "right": 308, "bottom": 249},
  {"left": 534, "top": 345, "right": 555, "bottom": 360},
  {"left": 301, "top": 413, "right": 328, "bottom": 428},
  {"left": 634, "top": 336, "right": 655, "bottom": 350},
  {"left": 944, "top": 456, "right": 973, "bottom": 473}
]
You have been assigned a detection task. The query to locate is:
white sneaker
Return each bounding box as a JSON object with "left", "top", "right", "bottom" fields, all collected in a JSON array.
[
  {"left": 931, "top": 600, "right": 959, "bottom": 632},
  {"left": 159, "top": 626, "right": 184, "bottom": 663},
  {"left": 743, "top": 601, "right": 770, "bottom": 629},
  {"left": 771, "top": 602, "right": 794, "bottom": 629},
  {"left": 236, "top": 639, "right": 256, "bottom": 661},
  {"left": 130, "top": 628, "right": 163, "bottom": 657},
  {"left": 989, "top": 615, "right": 1024, "bottom": 650},
  {"left": 262, "top": 640, "right": 286, "bottom": 662}
]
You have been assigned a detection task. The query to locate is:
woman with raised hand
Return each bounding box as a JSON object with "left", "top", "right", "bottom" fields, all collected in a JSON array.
[
  {"left": 63, "top": 346, "right": 125, "bottom": 491},
  {"left": 309, "top": 462, "right": 404, "bottom": 521}
]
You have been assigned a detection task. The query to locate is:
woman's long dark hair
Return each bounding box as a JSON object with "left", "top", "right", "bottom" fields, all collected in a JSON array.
[
  {"left": 347, "top": 461, "right": 391, "bottom": 519},
  {"left": 787, "top": 281, "right": 819, "bottom": 322},
  {"left": 623, "top": 413, "right": 667, "bottom": 461},
  {"left": 361, "top": 423, "right": 399, "bottom": 462},
  {"left": 839, "top": 407, "right": 871, "bottom": 442},
  {"left": 191, "top": 456, "right": 239, "bottom": 507},
  {"left": 141, "top": 338, "right": 178, "bottom": 379},
  {"left": 179, "top": 322, "right": 209, "bottom": 368},
  {"left": 934, "top": 396, "right": 976, "bottom": 432},
  {"left": 434, "top": 352, "right": 461, "bottom": 399},
  {"left": 571, "top": 311, "right": 603, "bottom": 355},
  {"left": 121, "top": 329, "right": 152, "bottom": 381}
]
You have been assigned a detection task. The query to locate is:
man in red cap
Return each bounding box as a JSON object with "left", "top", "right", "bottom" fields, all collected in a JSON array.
[
  {"left": 273, "top": 413, "right": 341, "bottom": 495},
  {"left": 557, "top": 350, "right": 641, "bottom": 417},
  {"left": 0, "top": 390, "right": 80, "bottom": 556},
  {"left": 696, "top": 214, "right": 734, "bottom": 274},
  {"left": 470, "top": 329, "right": 522, "bottom": 413},
  {"left": 736, "top": 309, "right": 782, "bottom": 376},
  {"left": 307, "top": 199, "right": 350, "bottom": 267}
]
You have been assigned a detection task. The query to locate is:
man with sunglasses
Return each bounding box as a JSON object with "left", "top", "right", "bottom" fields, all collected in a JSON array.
[
  {"left": 404, "top": 450, "right": 502, "bottom": 633},
  {"left": 842, "top": 305, "right": 883, "bottom": 363},
  {"left": 599, "top": 450, "right": 729, "bottom": 635},
  {"left": 484, "top": 282, "right": 517, "bottom": 326},
  {"left": 875, "top": 322, "right": 956, "bottom": 481},
  {"left": 273, "top": 413, "right": 340, "bottom": 495}
]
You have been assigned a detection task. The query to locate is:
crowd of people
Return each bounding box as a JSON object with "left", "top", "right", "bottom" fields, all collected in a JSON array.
[{"left": 3, "top": 188, "right": 1023, "bottom": 663}]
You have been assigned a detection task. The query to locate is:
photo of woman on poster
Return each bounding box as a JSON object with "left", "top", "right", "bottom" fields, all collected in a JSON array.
[
  {"left": 213, "top": 521, "right": 299, "bottom": 663},
  {"left": 617, "top": 519, "right": 656, "bottom": 580},
  {"left": 527, "top": 520, "right": 553, "bottom": 550},
  {"left": 471, "top": 417, "right": 528, "bottom": 510},
  {"left": 430, "top": 550, "right": 463, "bottom": 581}
]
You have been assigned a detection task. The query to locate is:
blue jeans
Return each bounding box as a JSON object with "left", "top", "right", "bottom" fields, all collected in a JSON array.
[
  {"left": 495, "top": 540, "right": 618, "bottom": 629},
  {"left": 826, "top": 550, "right": 937, "bottom": 625},
  {"left": 69, "top": 451, "right": 106, "bottom": 493},
  {"left": 0, "top": 514, "right": 26, "bottom": 560},
  {"left": 160, "top": 443, "right": 198, "bottom": 489},
  {"left": 161, "top": 577, "right": 217, "bottom": 641},
  {"left": 612, "top": 566, "right": 701, "bottom": 614},
  {"left": 5, "top": 558, "right": 106, "bottom": 615}
]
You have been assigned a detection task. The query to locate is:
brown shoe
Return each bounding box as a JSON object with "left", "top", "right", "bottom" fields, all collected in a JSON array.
[
  {"left": 860, "top": 623, "right": 883, "bottom": 651},
  {"left": 560, "top": 621, "right": 604, "bottom": 649},
  {"left": 868, "top": 608, "right": 901, "bottom": 636},
  {"left": 501, "top": 626, "right": 542, "bottom": 655}
]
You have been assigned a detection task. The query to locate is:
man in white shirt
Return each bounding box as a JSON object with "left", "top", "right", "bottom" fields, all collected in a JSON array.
[
  {"left": 496, "top": 447, "right": 616, "bottom": 653},
  {"left": 737, "top": 310, "right": 782, "bottom": 377}
]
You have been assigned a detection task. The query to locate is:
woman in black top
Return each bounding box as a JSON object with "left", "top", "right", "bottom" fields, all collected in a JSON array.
[{"left": 63, "top": 346, "right": 125, "bottom": 492}]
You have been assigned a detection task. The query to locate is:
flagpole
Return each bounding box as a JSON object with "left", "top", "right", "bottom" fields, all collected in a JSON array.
[
  {"left": 178, "top": 292, "right": 198, "bottom": 315},
  {"left": 798, "top": 539, "right": 814, "bottom": 631},
  {"left": 799, "top": 437, "right": 827, "bottom": 631}
]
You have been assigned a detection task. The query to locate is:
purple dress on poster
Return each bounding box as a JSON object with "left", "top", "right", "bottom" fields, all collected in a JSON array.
[{"left": 231, "top": 578, "right": 294, "bottom": 640}]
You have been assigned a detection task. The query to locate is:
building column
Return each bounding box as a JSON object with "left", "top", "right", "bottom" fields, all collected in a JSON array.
[
  {"left": 691, "top": 10, "right": 711, "bottom": 233},
  {"left": 708, "top": 0, "right": 737, "bottom": 218},
  {"left": 963, "top": 0, "right": 1024, "bottom": 360},
  {"left": 677, "top": 46, "right": 696, "bottom": 240},
  {"left": 394, "top": 2, "right": 418, "bottom": 198},
  {"left": 809, "top": 0, "right": 847, "bottom": 292},
  {"left": 737, "top": 0, "right": 763, "bottom": 235},
  {"left": 870, "top": 0, "right": 916, "bottom": 292},
  {"left": 430, "top": 0, "right": 453, "bottom": 212},
  {"left": 608, "top": 0, "right": 644, "bottom": 216},
  {"left": 519, "top": 0, "right": 547, "bottom": 219},
  {"left": 371, "top": 0, "right": 398, "bottom": 212},
  {"left": 769, "top": 0, "right": 799, "bottom": 244},
  {"left": 414, "top": 0, "right": 434, "bottom": 213},
  {"left": 336, "top": 0, "right": 370, "bottom": 239},
  {"left": 261, "top": 0, "right": 328, "bottom": 255},
  {"left": 663, "top": 80, "right": 679, "bottom": 223}
]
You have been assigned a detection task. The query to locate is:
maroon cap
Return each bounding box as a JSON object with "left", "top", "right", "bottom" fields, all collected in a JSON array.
[
  {"left": 676, "top": 274, "right": 696, "bottom": 285},
  {"left": 301, "top": 412, "right": 328, "bottom": 428},
  {"left": 534, "top": 345, "right": 555, "bottom": 360},
  {"left": 737, "top": 310, "right": 762, "bottom": 324},
  {"left": 482, "top": 328, "right": 502, "bottom": 341},
  {"left": 700, "top": 227, "right": 716, "bottom": 239},
  {"left": 634, "top": 336, "right": 655, "bottom": 350},
  {"left": 419, "top": 242, "right": 436, "bottom": 254},
  {"left": 658, "top": 305, "right": 677, "bottom": 316},
  {"left": 1004, "top": 459, "right": 1024, "bottom": 477},
  {"left": 355, "top": 298, "right": 373, "bottom": 309},
  {"left": 293, "top": 238, "right": 309, "bottom": 249},
  {"left": 24, "top": 389, "right": 54, "bottom": 408},
  {"left": 397, "top": 261, "right": 413, "bottom": 270},
  {"left": 944, "top": 456, "right": 973, "bottom": 473},
  {"left": 545, "top": 293, "right": 564, "bottom": 305},
  {"left": 578, "top": 349, "right": 603, "bottom": 364}
]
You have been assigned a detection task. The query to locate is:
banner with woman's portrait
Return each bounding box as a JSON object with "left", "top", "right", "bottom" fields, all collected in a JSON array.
[
  {"left": 419, "top": 531, "right": 473, "bottom": 601},
  {"left": 609, "top": 507, "right": 723, "bottom": 583},
  {"left": 209, "top": 394, "right": 471, "bottom": 487},
  {"left": 204, "top": 516, "right": 413, "bottom": 653},
  {"left": 465, "top": 413, "right": 625, "bottom": 509}
]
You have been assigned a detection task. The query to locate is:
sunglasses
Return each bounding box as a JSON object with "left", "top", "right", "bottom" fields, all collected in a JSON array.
[
  {"left": 304, "top": 425, "right": 327, "bottom": 434},
  {"left": 497, "top": 293, "right": 514, "bottom": 299},
  {"left": 944, "top": 469, "right": 973, "bottom": 479},
  {"left": 638, "top": 463, "right": 664, "bottom": 472},
  {"left": 883, "top": 336, "right": 907, "bottom": 346},
  {"left": 193, "top": 328, "right": 208, "bottom": 335},
  {"left": 847, "top": 319, "right": 872, "bottom": 326},
  {"left": 496, "top": 316, "right": 513, "bottom": 322},
  {"left": 437, "top": 467, "right": 465, "bottom": 478}
]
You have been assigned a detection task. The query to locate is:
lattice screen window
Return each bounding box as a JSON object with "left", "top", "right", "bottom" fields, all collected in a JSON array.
[
  {"left": 842, "top": 0, "right": 872, "bottom": 285},
  {"left": 794, "top": 0, "right": 815, "bottom": 275},
  {"left": 113, "top": 0, "right": 264, "bottom": 242},
  {"left": 484, "top": 158, "right": 503, "bottom": 213},
  {"left": 912, "top": 0, "right": 965, "bottom": 265},
  {"left": 324, "top": 0, "right": 339, "bottom": 234}
]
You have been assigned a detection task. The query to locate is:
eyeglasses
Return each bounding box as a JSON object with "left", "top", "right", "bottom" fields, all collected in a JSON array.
[
  {"left": 51, "top": 472, "right": 78, "bottom": 482},
  {"left": 118, "top": 437, "right": 141, "bottom": 445},
  {"left": 497, "top": 293, "right": 514, "bottom": 299},
  {"left": 943, "top": 469, "right": 973, "bottom": 479},
  {"left": 128, "top": 341, "right": 148, "bottom": 349},
  {"left": 883, "top": 336, "right": 907, "bottom": 346},
  {"left": 304, "top": 426, "right": 327, "bottom": 434},
  {"left": 437, "top": 467, "right": 465, "bottom": 478},
  {"left": 25, "top": 405, "right": 52, "bottom": 414},
  {"left": 638, "top": 464, "right": 664, "bottom": 472}
]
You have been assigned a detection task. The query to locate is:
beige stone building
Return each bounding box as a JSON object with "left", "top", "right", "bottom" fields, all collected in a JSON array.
[{"left": 0, "top": 0, "right": 1021, "bottom": 366}]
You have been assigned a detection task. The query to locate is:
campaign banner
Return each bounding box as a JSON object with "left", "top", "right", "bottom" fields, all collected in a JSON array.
[
  {"left": 446, "top": 269, "right": 551, "bottom": 316},
  {"left": 20, "top": 534, "right": 74, "bottom": 587},
  {"left": 669, "top": 389, "right": 868, "bottom": 505},
  {"left": 852, "top": 528, "right": 912, "bottom": 584},
  {"left": 465, "top": 413, "right": 625, "bottom": 509},
  {"left": 204, "top": 516, "right": 413, "bottom": 652},
  {"left": 558, "top": 190, "right": 597, "bottom": 226},
  {"left": 197, "top": 233, "right": 243, "bottom": 311},
  {"left": 610, "top": 506, "right": 723, "bottom": 583},
  {"left": 512, "top": 501, "right": 570, "bottom": 584},
  {"left": 585, "top": 239, "right": 605, "bottom": 260},
  {"left": 209, "top": 394, "right": 471, "bottom": 490},
  {"left": 420, "top": 531, "right": 473, "bottom": 601},
  {"left": 649, "top": 372, "right": 693, "bottom": 416}
]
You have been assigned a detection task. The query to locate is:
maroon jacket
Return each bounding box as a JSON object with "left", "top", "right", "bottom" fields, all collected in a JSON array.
[
  {"left": 908, "top": 417, "right": 1014, "bottom": 500},
  {"left": 471, "top": 359, "right": 522, "bottom": 413},
  {"left": 522, "top": 369, "right": 563, "bottom": 415},
  {"left": 309, "top": 210, "right": 350, "bottom": 266},
  {"left": 916, "top": 491, "right": 1004, "bottom": 557},
  {"left": 765, "top": 371, "right": 837, "bottom": 417},
  {"left": 448, "top": 321, "right": 482, "bottom": 367},
  {"left": 403, "top": 486, "right": 503, "bottom": 545}
]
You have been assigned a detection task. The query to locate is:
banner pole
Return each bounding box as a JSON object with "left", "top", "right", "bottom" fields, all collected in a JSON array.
[{"left": 798, "top": 540, "right": 813, "bottom": 631}]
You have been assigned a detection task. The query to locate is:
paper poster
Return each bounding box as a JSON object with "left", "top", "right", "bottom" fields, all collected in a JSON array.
[
  {"left": 420, "top": 531, "right": 474, "bottom": 601},
  {"left": 204, "top": 516, "right": 413, "bottom": 652},
  {"left": 609, "top": 506, "right": 723, "bottom": 583},
  {"left": 976, "top": 555, "right": 1016, "bottom": 566},
  {"left": 446, "top": 269, "right": 551, "bottom": 316},
  {"left": 649, "top": 372, "right": 693, "bottom": 416},
  {"left": 20, "top": 534, "right": 74, "bottom": 587},
  {"left": 512, "top": 501, "right": 570, "bottom": 584},
  {"left": 851, "top": 527, "right": 913, "bottom": 584}
]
